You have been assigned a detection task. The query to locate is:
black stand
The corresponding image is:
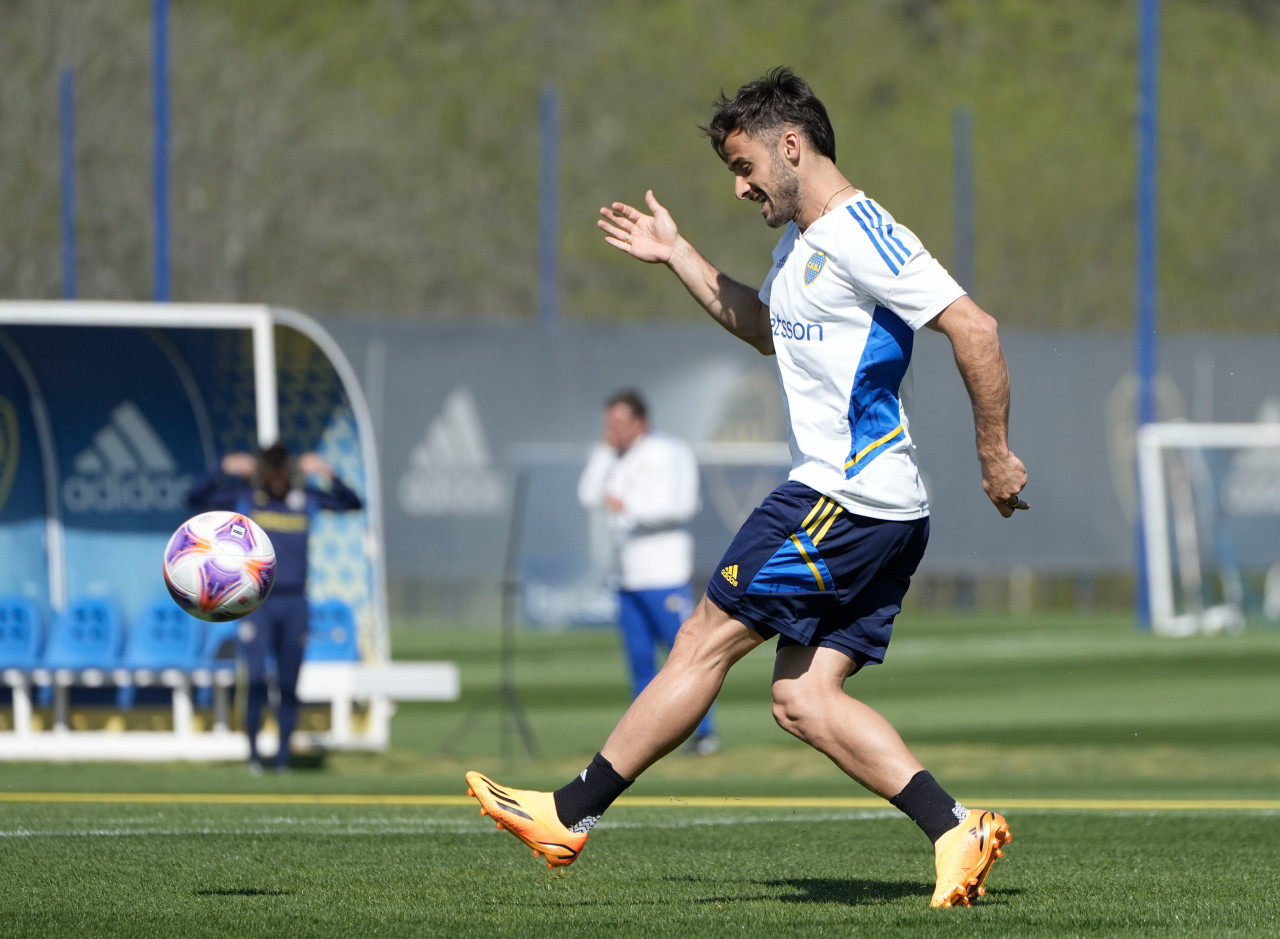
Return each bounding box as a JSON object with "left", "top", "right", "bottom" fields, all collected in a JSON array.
[{"left": 439, "top": 469, "right": 539, "bottom": 765}]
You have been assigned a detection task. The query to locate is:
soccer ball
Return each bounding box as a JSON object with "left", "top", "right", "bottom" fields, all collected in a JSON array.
[{"left": 163, "top": 511, "right": 276, "bottom": 621}]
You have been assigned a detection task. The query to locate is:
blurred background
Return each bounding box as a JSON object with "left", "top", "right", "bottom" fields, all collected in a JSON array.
[{"left": 2, "top": 0, "right": 1279, "bottom": 764}]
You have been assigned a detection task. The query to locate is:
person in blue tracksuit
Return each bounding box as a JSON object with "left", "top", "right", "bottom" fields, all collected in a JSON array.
[
  {"left": 577, "top": 390, "right": 717, "bottom": 755},
  {"left": 187, "top": 443, "right": 363, "bottom": 772}
]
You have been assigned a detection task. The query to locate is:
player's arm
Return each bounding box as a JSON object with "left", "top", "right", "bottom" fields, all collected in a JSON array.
[
  {"left": 599, "top": 190, "right": 774, "bottom": 355},
  {"left": 299, "top": 452, "right": 364, "bottom": 511},
  {"left": 315, "top": 476, "right": 363, "bottom": 511},
  {"left": 926, "top": 295, "right": 1029, "bottom": 518},
  {"left": 670, "top": 241, "right": 775, "bottom": 356},
  {"left": 187, "top": 452, "right": 254, "bottom": 509},
  {"left": 185, "top": 473, "right": 240, "bottom": 510}
]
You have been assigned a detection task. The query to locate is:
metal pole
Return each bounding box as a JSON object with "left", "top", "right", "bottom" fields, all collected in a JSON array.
[
  {"left": 152, "top": 0, "right": 171, "bottom": 301},
  {"left": 59, "top": 68, "right": 77, "bottom": 300},
  {"left": 1134, "top": 0, "right": 1160, "bottom": 626},
  {"left": 952, "top": 106, "right": 975, "bottom": 296},
  {"left": 252, "top": 311, "right": 279, "bottom": 447},
  {"left": 538, "top": 84, "right": 560, "bottom": 331}
]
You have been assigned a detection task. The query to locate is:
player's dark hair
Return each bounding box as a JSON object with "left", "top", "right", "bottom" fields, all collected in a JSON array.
[
  {"left": 259, "top": 442, "right": 290, "bottom": 472},
  {"left": 605, "top": 389, "right": 648, "bottom": 422},
  {"left": 703, "top": 66, "right": 837, "bottom": 162}
]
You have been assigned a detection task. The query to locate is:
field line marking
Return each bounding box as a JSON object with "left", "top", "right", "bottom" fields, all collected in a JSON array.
[
  {"left": 0, "top": 792, "right": 1277, "bottom": 811},
  {"left": 0, "top": 793, "right": 471, "bottom": 806}
]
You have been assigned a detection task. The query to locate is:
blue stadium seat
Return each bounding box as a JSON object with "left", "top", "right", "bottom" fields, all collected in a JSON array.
[
  {"left": 40, "top": 598, "right": 123, "bottom": 673},
  {"left": 115, "top": 598, "right": 204, "bottom": 708},
  {"left": 123, "top": 598, "right": 204, "bottom": 672},
  {"left": 202, "top": 621, "right": 240, "bottom": 664},
  {"left": 34, "top": 598, "right": 123, "bottom": 711},
  {"left": 0, "top": 596, "right": 42, "bottom": 723},
  {"left": 192, "top": 620, "right": 238, "bottom": 710},
  {"left": 306, "top": 599, "right": 361, "bottom": 661},
  {"left": 0, "top": 596, "right": 43, "bottom": 673}
]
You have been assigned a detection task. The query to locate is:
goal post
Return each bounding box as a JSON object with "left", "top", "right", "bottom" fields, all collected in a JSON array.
[{"left": 1137, "top": 421, "right": 1280, "bottom": 636}]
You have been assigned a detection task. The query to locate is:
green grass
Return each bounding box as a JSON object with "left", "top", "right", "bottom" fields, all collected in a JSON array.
[
  {"left": 2, "top": 612, "right": 1279, "bottom": 936},
  {"left": 2, "top": 802, "right": 1278, "bottom": 936}
]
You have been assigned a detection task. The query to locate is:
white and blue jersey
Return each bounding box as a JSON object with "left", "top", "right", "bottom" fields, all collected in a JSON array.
[{"left": 758, "top": 194, "right": 965, "bottom": 520}]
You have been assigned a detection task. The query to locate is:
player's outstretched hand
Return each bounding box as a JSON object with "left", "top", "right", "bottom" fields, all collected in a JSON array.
[
  {"left": 598, "top": 190, "right": 679, "bottom": 264},
  {"left": 221, "top": 451, "right": 257, "bottom": 478},
  {"left": 298, "top": 451, "right": 334, "bottom": 479},
  {"left": 982, "top": 450, "right": 1029, "bottom": 518}
]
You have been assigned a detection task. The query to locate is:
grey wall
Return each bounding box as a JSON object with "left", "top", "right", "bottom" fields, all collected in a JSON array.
[{"left": 318, "top": 317, "right": 1280, "bottom": 616}]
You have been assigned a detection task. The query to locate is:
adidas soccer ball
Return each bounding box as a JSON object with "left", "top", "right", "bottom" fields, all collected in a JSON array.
[{"left": 163, "top": 511, "right": 276, "bottom": 621}]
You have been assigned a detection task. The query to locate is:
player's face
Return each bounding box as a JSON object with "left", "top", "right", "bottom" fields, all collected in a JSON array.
[
  {"left": 263, "top": 466, "right": 290, "bottom": 499},
  {"left": 723, "top": 129, "right": 801, "bottom": 229},
  {"left": 603, "top": 404, "right": 646, "bottom": 453}
]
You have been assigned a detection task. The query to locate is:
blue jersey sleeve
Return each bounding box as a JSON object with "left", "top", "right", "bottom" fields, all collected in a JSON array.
[{"left": 310, "top": 476, "right": 363, "bottom": 512}]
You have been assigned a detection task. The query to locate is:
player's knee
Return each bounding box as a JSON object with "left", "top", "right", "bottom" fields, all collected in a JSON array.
[
  {"left": 768, "top": 680, "right": 829, "bottom": 747},
  {"left": 771, "top": 686, "right": 819, "bottom": 741}
]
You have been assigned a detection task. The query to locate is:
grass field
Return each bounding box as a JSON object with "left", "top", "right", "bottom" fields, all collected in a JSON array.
[{"left": 2, "top": 612, "right": 1279, "bottom": 936}]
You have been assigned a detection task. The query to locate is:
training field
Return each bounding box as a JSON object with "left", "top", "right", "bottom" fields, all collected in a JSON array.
[{"left": 2, "top": 612, "right": 1279, "bottom": 936}]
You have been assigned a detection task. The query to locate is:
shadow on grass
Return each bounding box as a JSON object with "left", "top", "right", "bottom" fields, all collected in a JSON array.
[
  {"left": 695, "top": 877, "right": 1022, "bottom": 907},
  {"left": 760, "top": 877, "right": 924, "bottom": 905},
  {"left": 683, "top": 876, "right": 923, "bottom": 906}
]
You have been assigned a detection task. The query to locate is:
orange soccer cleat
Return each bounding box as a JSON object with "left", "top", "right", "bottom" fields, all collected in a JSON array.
[
  {"left": 465, "top": 771, "right": 588, "bottom": 869},
  {"left": 930, "top": 809, "right": 1012, "bottom": 908}
]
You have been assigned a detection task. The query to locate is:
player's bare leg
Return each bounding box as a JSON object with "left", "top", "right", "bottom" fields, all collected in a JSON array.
[
  {"left": 601, "top": 595, "right": 765, "bottom": 778},
  {"left": 467, "top": 595, "right": 763, "bottom": 867},
  {"left": 770, "top": 644, "right": 923, "bottom": 797},
  {"left": 770, "top": 644, "right": 1011, "bottom": 907}
]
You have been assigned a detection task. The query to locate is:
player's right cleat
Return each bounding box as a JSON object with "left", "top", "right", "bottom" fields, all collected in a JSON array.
[
  {"left": 930, "top": 809, "right": 1012, "bottom": 908},
  {"left": 465, "top": 770, "right": 588, "bottom": 869}
]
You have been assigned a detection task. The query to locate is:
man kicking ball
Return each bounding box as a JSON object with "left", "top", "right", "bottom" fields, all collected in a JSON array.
[{"left": 467, "top": 66, "right": 1027, "bottom": 908}]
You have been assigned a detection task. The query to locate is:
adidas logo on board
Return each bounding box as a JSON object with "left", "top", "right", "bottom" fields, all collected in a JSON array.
[
  {"left": 62, "top": 400, "right": 191, "bottom": 513},
  {"left": 398, "top": 387, "right": 504, "bottom": 517}
]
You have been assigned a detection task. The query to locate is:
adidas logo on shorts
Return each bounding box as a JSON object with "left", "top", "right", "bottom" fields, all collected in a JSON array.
[{"left": 720, "top": 564, "right": 739, "bottom": 587}]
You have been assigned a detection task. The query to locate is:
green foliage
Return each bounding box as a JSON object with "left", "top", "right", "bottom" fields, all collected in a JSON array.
[{"left": 4, "top": 1, "right": 1278, "bottom": 329}]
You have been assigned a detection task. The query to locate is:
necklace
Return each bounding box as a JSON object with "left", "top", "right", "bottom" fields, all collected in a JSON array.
[{"left": 819, "top": 183, "right": 854, "bottom": 218}]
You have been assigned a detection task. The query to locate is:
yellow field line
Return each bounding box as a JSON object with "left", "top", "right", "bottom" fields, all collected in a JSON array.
[{"left": 0, "top": 793, "right": 1277, "bottom": 811}]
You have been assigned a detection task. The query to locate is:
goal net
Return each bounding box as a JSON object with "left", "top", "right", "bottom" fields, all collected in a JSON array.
[{"left": 1137, "top": 421, "right": 1280, "bottom": 635}]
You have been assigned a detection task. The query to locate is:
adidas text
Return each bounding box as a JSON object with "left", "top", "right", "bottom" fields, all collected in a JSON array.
[{"left": 63, "top": 400, "right": 191, "bottom": 513}]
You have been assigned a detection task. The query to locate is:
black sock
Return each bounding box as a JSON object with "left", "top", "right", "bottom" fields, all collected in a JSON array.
[
  {"left": 553, "top": 752, "right": 633, "bottom": 833},
  {"left": 889, "top": 770, "right": 968, "bottom": 843}
]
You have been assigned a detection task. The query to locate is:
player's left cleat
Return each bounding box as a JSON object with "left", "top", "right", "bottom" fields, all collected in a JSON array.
[
  {"left": 465, "top": 770, "right": 588, "bottom": 869},
  {"left": 930, "top": 809, "right": 1012, "bottom": 908}
]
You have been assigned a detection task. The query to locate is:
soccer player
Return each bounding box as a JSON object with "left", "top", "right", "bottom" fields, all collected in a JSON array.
[
  {"left": 466, "top": 67, "right": 1028, "bottom": 908},
  {"left": 578, "top": 389, "right": 717, "bottom": 755},
  {"left": 188, "top": 443, "right": 363, "bottom": 773}
]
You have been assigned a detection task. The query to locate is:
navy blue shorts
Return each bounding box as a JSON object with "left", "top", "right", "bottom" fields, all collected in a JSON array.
[{"left": 705, "top": 481, "right": 929, "bottom": 666}]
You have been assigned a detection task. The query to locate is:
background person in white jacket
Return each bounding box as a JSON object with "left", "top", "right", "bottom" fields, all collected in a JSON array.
[{"left": 578, "top": 389, "right": 718, "bottom": 754}]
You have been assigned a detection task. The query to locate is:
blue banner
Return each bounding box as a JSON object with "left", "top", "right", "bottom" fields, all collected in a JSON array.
[
  {"left": 9, "top": 326, "right": 211, "bottom": 623},
  {"left": 0, "top": 335, "right": 50, "bottom": 611}
]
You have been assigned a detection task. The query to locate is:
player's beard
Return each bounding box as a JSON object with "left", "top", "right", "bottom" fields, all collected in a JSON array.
[{"left": 761, "top": 146, "right": 802, "bottom": 229}]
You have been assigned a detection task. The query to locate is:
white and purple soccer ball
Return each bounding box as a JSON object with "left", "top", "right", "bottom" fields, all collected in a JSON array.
[{"left": 163, "top": 511, "right": 276, "bottom": 621}]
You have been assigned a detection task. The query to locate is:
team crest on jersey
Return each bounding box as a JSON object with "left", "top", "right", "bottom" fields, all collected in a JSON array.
[{"left": 804, "top": 252, "right": 827, "bottom": 286}]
